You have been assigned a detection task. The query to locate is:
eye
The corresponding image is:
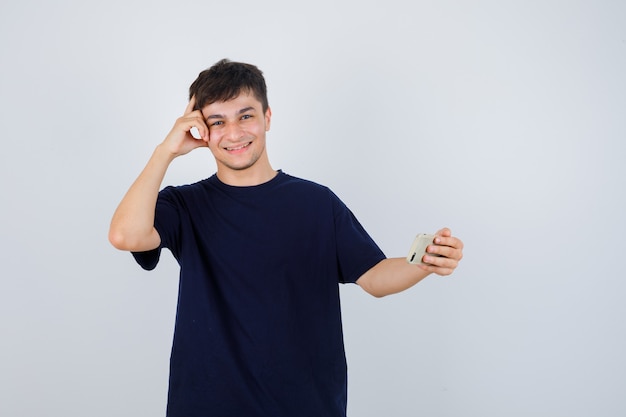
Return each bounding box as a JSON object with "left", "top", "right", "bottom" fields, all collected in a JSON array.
[
  {"left": 241, "top": 114, "right": 253, "bottom": 120},
  {"left": 210, "top": 121, "right": 224, "bottom": 127}
]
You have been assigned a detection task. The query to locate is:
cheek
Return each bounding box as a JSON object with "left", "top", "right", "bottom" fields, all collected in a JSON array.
[
  {"left": 208, "top": 128, "right": 223, "bottom": 142},
  {"left": 251, "top": 123, "right": 266, "bottom": 135}
]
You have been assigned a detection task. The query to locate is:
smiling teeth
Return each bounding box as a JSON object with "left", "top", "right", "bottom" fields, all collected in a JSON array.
[{"left": 226, "top": 143, "right": 250, "bottom": 151}]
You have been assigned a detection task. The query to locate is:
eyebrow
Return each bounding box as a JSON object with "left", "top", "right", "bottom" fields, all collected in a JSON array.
[{"left": 205, "top": 106, "right": 256, "bottom": 121}]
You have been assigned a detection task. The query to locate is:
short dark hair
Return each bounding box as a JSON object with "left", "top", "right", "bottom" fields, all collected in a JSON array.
[{"left": 189, "top": 59, "right": 269, "bottom": 113}]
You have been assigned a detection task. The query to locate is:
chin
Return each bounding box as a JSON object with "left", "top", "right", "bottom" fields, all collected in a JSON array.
[{"left": 222, "top": 158, "right": 259, "bottom": 172}]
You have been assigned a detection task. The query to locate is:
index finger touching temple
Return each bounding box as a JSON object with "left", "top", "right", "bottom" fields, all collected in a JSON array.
[{"left": 184, "top": 95, "right": 197, "bottom": 115}]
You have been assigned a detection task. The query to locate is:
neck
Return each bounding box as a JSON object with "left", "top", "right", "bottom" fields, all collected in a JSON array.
[{"left": 216, "top": 159, "right": 277, "bottom": 187}]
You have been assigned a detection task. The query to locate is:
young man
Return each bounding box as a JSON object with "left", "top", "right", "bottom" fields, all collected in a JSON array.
[{"left": 109, "top": 59, "right": 464, "bottom": 417}]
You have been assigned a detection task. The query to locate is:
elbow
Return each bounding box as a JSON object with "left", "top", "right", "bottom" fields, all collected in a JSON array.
[
  {"left": 108, "top": 228, "right": 129, "bottom": 251},
  {"left": 369, "top": 291, "right": 388, "bottom": 299},
  {"left": 357, "top": 279, "right": 389, "bottom": 298},
  {"left": 367, "top": 288, "right": 391, "bottom": 298},
  {"left": 356, "top": 260, "right": 391, "bottom": 298},
  {"left": 108, "top": 226, "right": 139, "bottom": 251},
  {"left": 109, "top": 225, "right": 159, "bottom": 252}
]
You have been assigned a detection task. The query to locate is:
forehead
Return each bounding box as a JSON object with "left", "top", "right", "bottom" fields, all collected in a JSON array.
[{"left": 201, "top": 92, "right": 263, "bottom": 116}]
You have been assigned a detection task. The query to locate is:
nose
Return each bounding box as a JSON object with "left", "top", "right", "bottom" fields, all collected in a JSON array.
[{"left": 223, "top": 121, "right": 245, "bottom": 142}]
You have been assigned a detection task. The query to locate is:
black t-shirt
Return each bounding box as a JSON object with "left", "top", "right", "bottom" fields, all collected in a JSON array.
[{"left": 133, "top": 171, "right": 386, "bottom": 417}]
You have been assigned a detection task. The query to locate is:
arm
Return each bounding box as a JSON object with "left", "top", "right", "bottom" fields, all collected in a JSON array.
[
  {"left": 356, "top": 228, "right": 464, "bottom": 297},
  {"left": 108, "top": 97, "right": 209, "bottom": 252}
]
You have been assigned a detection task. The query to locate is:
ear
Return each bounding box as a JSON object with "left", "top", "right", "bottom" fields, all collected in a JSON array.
[{"left": 264, "top": 106, "right": 272, "bottom": 131}]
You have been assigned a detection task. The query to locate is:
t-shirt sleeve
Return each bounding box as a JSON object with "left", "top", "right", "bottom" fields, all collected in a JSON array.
[
  {"left": 131, "top": 186, "right": 182, "bottom": 270},
  {"left": 131, "top": 247, "right": 162, "bottom": 271},
  {"left": 331, "top": 191, "right": 386, "bottom": 284}
]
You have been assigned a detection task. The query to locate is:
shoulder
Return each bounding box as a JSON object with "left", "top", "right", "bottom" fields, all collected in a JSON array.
[
  {"left": 159, "top": 177, "right": 213, "bottom": 195},
  {"left": 278, "top": 172, "right": 333, "bottom": 195},
  {"left": 277, "top": 172, "right": 348, "bottom": 213},
  {"left": 156, "top": 178, "right": 213, "bottom": 207}
]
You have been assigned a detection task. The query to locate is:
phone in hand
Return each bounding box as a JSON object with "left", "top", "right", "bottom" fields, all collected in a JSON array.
[{"left": 406, "top": 233, "right": 438, "bottom": 265}]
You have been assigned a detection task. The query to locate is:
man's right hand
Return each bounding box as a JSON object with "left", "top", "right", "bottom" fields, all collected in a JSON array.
[
  {"left": 161, "top": 96, "right": 209, "bottom": 157},
  {"left": 109, "top": 97, "right": 211, "bottom": 252}
]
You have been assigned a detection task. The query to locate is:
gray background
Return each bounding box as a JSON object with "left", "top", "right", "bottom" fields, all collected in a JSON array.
[{"left": 1, "top": 0, "right": 625, "bottom": 416}]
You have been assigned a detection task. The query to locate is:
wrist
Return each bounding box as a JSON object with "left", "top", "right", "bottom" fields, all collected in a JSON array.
[{"left": 154, "top": 143, "right": 179, "bottom": 163}]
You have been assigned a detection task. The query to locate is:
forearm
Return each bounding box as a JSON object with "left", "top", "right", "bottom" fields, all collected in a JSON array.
[
  {"left": 356, "top": 258, "right": 431, "bottom": 298},
  {"left": 108, "top": 145, "right": 174, "bottom": 251}
]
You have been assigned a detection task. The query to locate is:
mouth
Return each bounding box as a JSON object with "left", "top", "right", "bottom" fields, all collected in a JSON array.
[{"left": 224, "top": 142, "right": 252, "bottom": 152}]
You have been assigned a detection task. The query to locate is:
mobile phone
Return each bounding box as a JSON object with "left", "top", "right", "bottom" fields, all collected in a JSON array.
[{"left": 406, "top": 233, "right": 437, "bottom": 265}]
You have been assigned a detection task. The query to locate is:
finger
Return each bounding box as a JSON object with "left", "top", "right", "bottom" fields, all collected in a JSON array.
[
  {"left": 427, "top": 244, "right": 462, "bottom": 263},
  {"left": 418, "top": 263, "right": 455, "bottom": 276},
  {"left": 418, "top": 256, "right": 457, "bottom": 276},
  {"left": 192, "top": 116, "right": 209, "bottom": 140},
  {"left": 417, "top": 260, "right": 454, "bottom": 275},
  {"left": 432, "top": 235, "right": 462, "bottom": 249},
  {"left": 429, "top": 236, "right": 464, "bottom": 259},
  {"left": 190, "top": 126, "right": 202, "bottom": 140},
  {"left": 181, "top": 113, "right": 209, "bottom": 140},
  {"left": 184, "top": 95, "right": 197, "bottom": 116}
]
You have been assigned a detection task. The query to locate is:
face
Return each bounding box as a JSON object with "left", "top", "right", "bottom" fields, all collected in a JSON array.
[{"left": 201, "top": 92, "right": 272, "bottom": 176}]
